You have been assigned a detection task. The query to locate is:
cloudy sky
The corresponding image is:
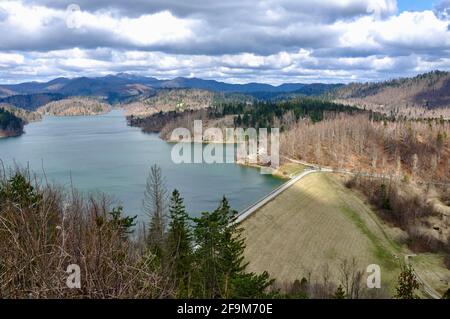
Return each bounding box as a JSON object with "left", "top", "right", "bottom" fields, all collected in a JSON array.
[{"left": 0, "top": 0, "right": 449, "bottom": 84}]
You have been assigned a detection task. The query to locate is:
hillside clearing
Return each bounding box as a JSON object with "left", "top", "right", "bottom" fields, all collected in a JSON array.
[
  {"left": 409, "top": 254, "right": 450, "bottom": 296},
  {"left": 242, "top": 172, "right": 450, "bottom": 297},
  {"left": 241, "top": 173, "right": 402, "bottom": 294}
]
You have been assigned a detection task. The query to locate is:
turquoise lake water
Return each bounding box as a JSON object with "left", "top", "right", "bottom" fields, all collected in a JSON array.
[{"left": 0, "top": 110, "right": 283, "bottom": 219}]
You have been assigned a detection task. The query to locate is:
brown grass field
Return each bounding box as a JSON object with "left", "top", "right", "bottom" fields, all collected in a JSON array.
[{"left": 241, "top": 173, "right": 450, "bottom": 297}]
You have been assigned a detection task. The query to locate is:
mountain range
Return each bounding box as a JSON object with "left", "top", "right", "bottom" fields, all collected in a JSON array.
[
  {"left": 0, "top": 73, "right": 342, "bottom": 104},
  {"left": 1, "top": 71, "right": 450, "bottom": 118}
]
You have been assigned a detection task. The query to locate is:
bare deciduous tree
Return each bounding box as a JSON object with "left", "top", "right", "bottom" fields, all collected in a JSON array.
[{"left": 144, "top": 165, "right": 168, "bottom": 255}]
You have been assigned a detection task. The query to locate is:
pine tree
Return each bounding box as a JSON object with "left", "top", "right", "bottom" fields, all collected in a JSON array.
[
  {"left": 167, "top": 189, "right": 193, "bottom": 297},
  {"left": 192, "top": 197, "right": 273, "bottom": 298},
  {"left": 192, "top": 209, "right": 224, "bottom": 298},
  {"left": 235, "top": 114, "right": 242, "bottom": 127},
  {"left": 108, "top": 206, "right": 137, "bottom": 239},
  {"left": 395, "top": 264, "right": 420, "bottom": 299},
  {"left": 333, "top": 285, "right": 346, "bottom": 299},
  {"left": 0, "top": 173, "right": 42, "bottom": 209},
  {"left": 218, "top": 197, "right": 247, "bottom": 298}
]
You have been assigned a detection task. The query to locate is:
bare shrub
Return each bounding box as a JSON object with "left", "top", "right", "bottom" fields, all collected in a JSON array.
[{"left": 0, "top": 169, "right": 171, "bottom": 298}]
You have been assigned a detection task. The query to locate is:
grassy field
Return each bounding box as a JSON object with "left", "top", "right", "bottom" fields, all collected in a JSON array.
[
  {"left": 410, "top": 254, "right": 450, "bottom": 296},
  {"left": 241, "top": 173, "right": 404, "bottom": 295},
  {"left": 241, "top": 172, "right": 450, "bottom": 297}
]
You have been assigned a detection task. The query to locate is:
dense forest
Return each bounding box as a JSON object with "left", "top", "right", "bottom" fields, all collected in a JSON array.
[
  {"left": 0, "top": 107, "right": 24, "bottom": 137},
  {"left": 223, "top": 98, "right": 375, "bottom": 130}
]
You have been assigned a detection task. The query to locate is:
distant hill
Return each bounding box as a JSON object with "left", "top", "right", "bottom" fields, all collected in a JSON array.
[
  {"left": 0, "top": 87, "right": 15, "bottom": 98},
  {"left": 38, "top": 97, "right": 111, "bottom": 116},
  {"left": 328, "top": 71, "right": 450, "bottom": 118},
  {"left": 0, "top": 93, "right": 66, "bottom": 111},
  {"left": 158, "top": 77, "right": 295, "bottom": 93},
  {"left": 124, "top": 88, "right": 250, "bottom": 118},
  {"left": 251, "top": 83, "right": 344, "bottom": 100},
  {"left": 55, "top": 76, "right": 156, "bottom": 102}
]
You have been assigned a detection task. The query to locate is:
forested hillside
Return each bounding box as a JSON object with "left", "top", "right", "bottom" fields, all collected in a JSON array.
[
  {"left": 129, "top": 97, "right": 375, "bottom": 140},
  {"left": 124, "top": 88, "right": 252, "bottom": 118},
  {"left": 38, "top": 97, "right": 111, "bottom": 116},
  {"left": 281, "top": 114, "right": 450, "bottom": 261},
  {"left": 0, "top": 93, "right": 66, "bottom": 111},
  {"left": 0, "top": 104, "right": 42, "bottom": 123},
  {"left": 0, "top": 107, "right": 24, "bottom": 137},
  {"left": 329, "top": 71, "right": 450, "bottom": 119}
]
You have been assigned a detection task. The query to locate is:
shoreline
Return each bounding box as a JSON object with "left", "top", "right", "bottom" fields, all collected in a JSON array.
[
  {"left": 139, "top": 126, "right": 297, "bottom": 180},
  {"left": 0, "top": 130, "right": 23, "bottom": 138}
]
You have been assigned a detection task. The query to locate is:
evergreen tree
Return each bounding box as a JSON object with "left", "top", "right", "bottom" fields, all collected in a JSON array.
[
  {"left": 108, "top": 206, "right": 137, "bottom": 239},
  {"left": 0, "top": 108, "right": 24, "bottom": 133},
  {"left": 192, "top": 209, "right": 225, "bottom": 298},
  {"left": 0, "top": 173, "right": 42, "bottom": 209},
  {"left": 167, "top": 189, "right": 193, "bottom": 297},
  {"left": 235, "top": 114, "right": 242, "bottom": 127},
  {"left": 230, "top": 271, "right": 274, "bottom": 299},
  {"left": 442, "top": 288, "right": 450, "bottom": 299},
  {"left": 395, "top": 264, "right": 420, "bottom": 299},
  {"left": 333, "top": 285, "right": 346, "bottom": 299},
  {"left": 242, "top": 113, "right": 250, "bottom": 126},
  {"left": 192, "top": 197, "right": 273, "bottom": 298},
  {"left": 218, "top": 197, "right": 247, "bottom": 298}
]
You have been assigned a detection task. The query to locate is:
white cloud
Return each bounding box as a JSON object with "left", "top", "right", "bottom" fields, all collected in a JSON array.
[
  {"left": 73, "top": 10, "right": 199, "bottom": 47},
  {"left": 0, "top": 0, "right": 449, "bottom": 84},
  {"left": 0, "top": 53, "right": 24, "bottom": 68}
]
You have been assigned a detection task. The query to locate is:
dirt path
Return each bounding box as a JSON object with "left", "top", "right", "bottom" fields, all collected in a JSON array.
[{"left": 405, "top": 255, "right": 441, "bottom": 299}]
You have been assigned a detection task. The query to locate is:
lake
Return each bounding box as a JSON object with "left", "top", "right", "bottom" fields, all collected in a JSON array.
[{"left": 0, "top": 109, "right": 283, "bottom": 219}]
